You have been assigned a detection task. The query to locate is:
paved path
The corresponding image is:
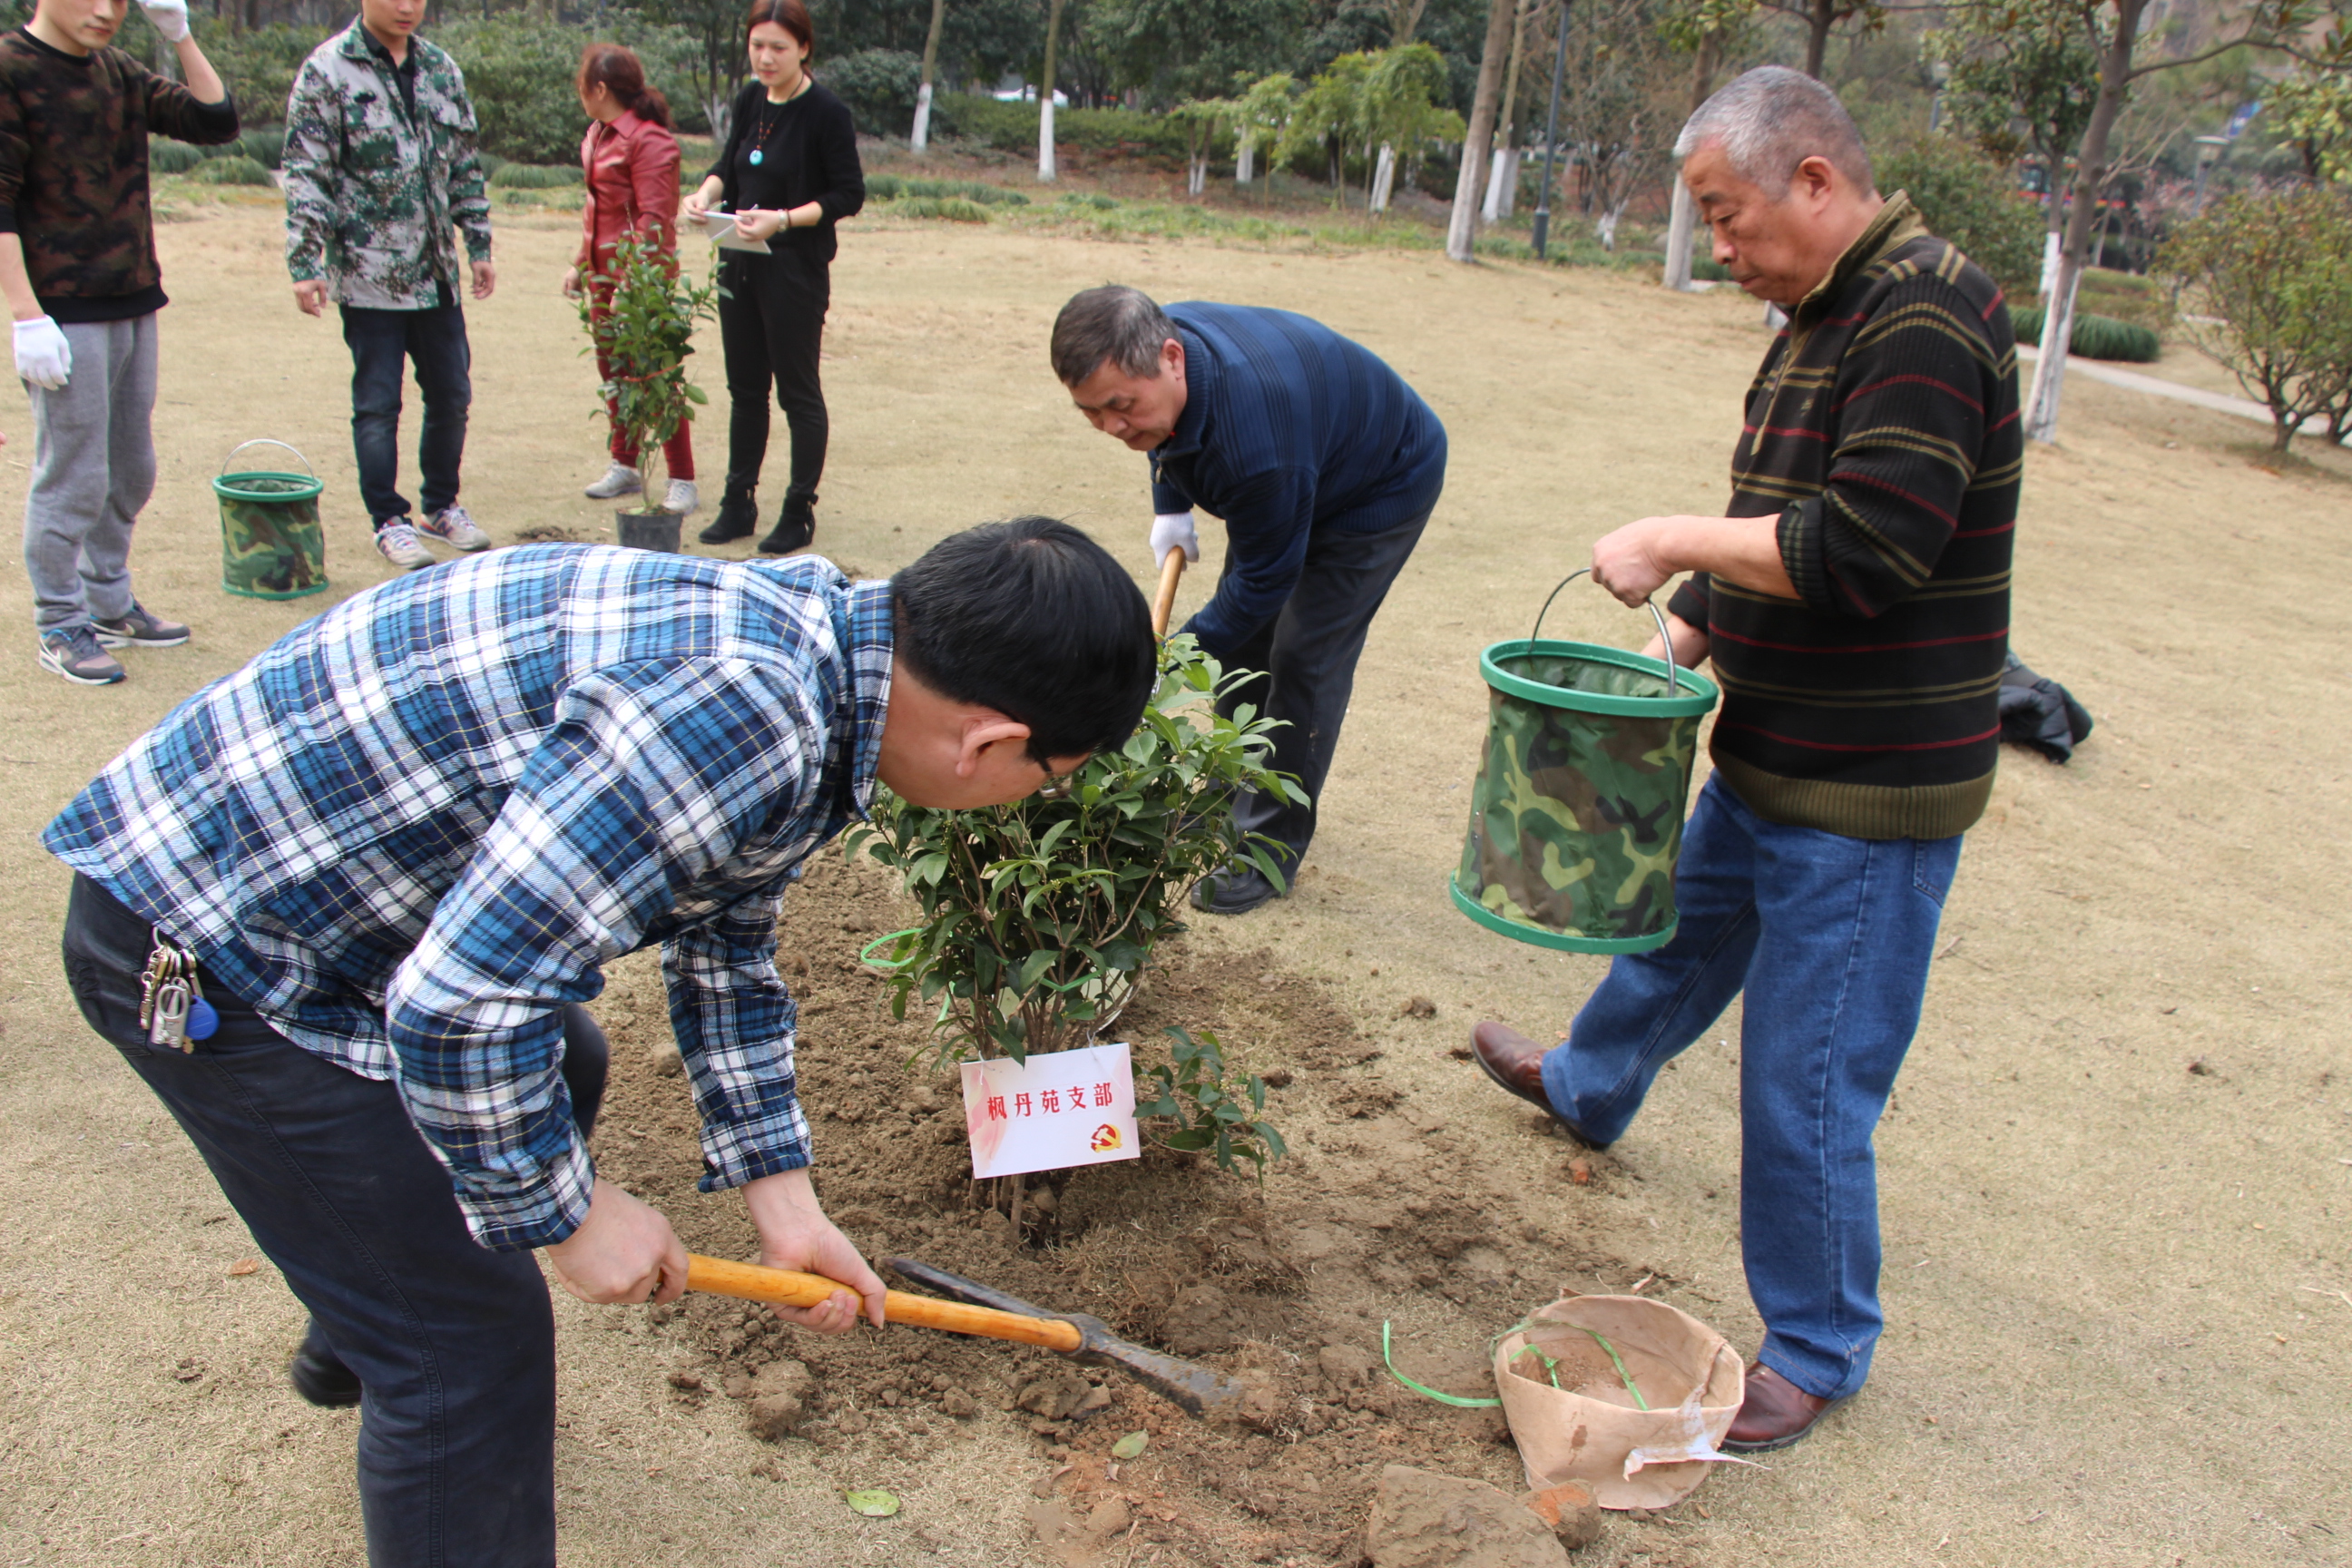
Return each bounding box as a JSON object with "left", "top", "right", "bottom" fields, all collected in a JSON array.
[{"left": 2020, "top": 342, "right": 2347, "bottom": 442}]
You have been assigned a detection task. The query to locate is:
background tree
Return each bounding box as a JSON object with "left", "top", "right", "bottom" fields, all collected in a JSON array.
[
  {"left": 1082, "top": 0, "right": 1308, "bottom": 107},
  {"left": 911, "top": 0, "right": 946, "bottom": 148},
  {"left": 1929, "top": 5, "right": 2102, "bottom": 295},
  {"left": 1036, "top": 0, "right": 1069, "bottom": 180},
  {"left": 2158, "top": 184, "right": 2352, "bottom": 454},
  {"left": 1287, "top": 50, "right": 1375, "bottom": 200},
  {"left": 1659, "top": 0, "right": 1759, "bottom": 289},
  {"left": 2268, "top": 63, "right": 2352, "bottom": 182},
  {"left": 1231, "top": 71, "right": 1300, "bottom": 192},
  {"left": 1364, "top": 40, "right": 1461, "bottom": 208},
  {"left": 1447, "top": 0, "right": 1522, "bottom": 260},
  {"left": 1760, "top": 0, "right": 1883, "bottom": 79}
]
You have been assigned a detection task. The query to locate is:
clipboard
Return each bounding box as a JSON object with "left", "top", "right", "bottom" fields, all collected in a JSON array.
[{"left": 703, "top": 210, "right": 772, "bottom": 254}]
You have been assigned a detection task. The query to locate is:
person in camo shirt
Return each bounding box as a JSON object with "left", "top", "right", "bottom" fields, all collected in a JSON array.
[
  {"left": 283, "top": 0, "right": 495, "bottom": 572},
  {"left": 0, "top": 0, "right": 236, "bottom": 687}
]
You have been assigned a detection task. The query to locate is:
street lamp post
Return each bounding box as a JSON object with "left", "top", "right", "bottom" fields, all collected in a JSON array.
[
  {"left": 1530, "top": 2, "right": 1571, "bottom": 259},
  {"left": 2192, "top": 134, "right": 2230, "bottom": 211}
]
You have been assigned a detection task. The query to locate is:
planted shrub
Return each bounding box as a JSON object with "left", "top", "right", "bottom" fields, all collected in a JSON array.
[
  {"left": 1138, "top": 1027, "right": 1287, "bottom": 1180},
  {"left": 882, "top": 195, "right": 993, "bottom": 222},
  {"left": 2010, "top": 306, "right": 2161, "bottom": 362},
  {"left": 490, "top": 162, "right": 583, "bottom": 189},
  {"left": 579, "top": 231, "right": 716, "bottom": 504},
  {"left": 150, "top": 139, "right": 206, "bottom": 174},
  {"left": 1874, "top": 136, "right": 2043, "bottom": 299},
  {"left": 237, "top": 126, "right": 285, "bottom": 170},
  {"left": 852, "top": 634, "right": 1300, "bottom": 1068},
  {"left": 189, "top": 155, "right": 275, "bottom": 187}
]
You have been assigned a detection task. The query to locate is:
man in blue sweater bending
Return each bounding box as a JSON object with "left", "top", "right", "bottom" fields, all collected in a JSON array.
[{"left": 1053, "top": 285, "right": 1447, "bottom": 915}]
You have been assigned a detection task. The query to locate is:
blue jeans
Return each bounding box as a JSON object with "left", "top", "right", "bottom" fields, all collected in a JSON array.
[
  {"left": 1540, "top": 775, "right": 1962, "bottom": 1401},
  {"left": 341, "top": 300, "right": 471, "bottom": 526},
  {"left": 61, "top": 875, "right": 608, "bottom": 1568}
]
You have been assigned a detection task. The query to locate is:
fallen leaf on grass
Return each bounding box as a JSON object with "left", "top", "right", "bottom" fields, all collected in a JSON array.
[
  {"left": 227, "top": 1258, "right": 260, "bottom": 1277},
  {"left": 1110, "top": 1430, "right": 1149, "bottom": 1460},
  {"left": 844, "top": 1489, "right": 900, "bottom": 1518}
]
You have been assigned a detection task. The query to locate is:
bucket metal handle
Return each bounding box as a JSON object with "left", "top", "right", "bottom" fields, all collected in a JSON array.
[
  {"left": 1526, "top": 568, "right": 1681, "bottom": 695},
  {"left": 220, "top": 438, "right": 316, "bottom": 480}
]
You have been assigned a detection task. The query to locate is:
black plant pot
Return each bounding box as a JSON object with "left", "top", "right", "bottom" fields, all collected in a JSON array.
[{"left": 616, "top": 507, "right": 682, "bottom": 552}]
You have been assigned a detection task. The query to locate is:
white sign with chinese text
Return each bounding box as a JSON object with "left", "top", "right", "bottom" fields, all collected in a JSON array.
[{"left": 959, "top": 1042, "right": 1140, "bottom": 1180}]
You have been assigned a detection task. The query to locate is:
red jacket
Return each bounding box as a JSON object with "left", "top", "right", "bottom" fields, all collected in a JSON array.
[{"left": 574, "top": 110, "right": 681, "bottom": 275}]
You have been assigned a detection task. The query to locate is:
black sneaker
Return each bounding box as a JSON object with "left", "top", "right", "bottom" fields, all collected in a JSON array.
[
  {"left": 1189, "top": 863, "right": 1286, "bottom": 916},
  {"left": 697, "top": 487, "right": 759, "bottom": 544},
  {"left": 758, "top": 495, "right": 816, "bottom": 555},
  {"left": 289, "top": 1320, "right": 361, "bottom": 1408}
]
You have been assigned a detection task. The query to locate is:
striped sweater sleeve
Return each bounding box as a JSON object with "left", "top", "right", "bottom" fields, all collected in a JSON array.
[{"left": 1775, "top": 267, "right": 1998, "bottom": 621}]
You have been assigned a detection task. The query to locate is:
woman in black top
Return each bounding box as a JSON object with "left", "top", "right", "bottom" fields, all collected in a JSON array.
[{"left": 682, "top": 0, "right": 864, "bottom": 554}]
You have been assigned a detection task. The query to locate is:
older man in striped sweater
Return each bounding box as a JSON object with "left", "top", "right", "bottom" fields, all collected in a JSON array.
[{"left": 1471, "top": 66, "right": 2019, "bottom": 1453}]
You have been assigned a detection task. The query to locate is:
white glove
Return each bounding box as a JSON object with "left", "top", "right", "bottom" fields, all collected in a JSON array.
[
  {"left": 1150, "top": 510, "right": 1200, "bottom": 565},
  {"left": 15, "top": 316, "right": 71, "bottom": 390},
  {"left": 140, "top": 0, "right": 191, "bottom": 42}
]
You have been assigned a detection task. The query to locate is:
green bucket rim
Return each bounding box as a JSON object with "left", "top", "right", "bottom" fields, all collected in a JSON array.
[
  {"left": 1479, "top": 638, "right": 1719, "bottom": 719},
  {"left": 1448, "top": 872, "right": 1678, "bottom": 955},
  {"left": 214, "top": 470, "right": 325, "bottom": 505}
]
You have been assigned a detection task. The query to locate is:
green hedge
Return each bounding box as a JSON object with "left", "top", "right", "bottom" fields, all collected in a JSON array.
[
  {"left": 885, "top": 195, "right": 995, "bottom": 222},
  {"left": 188, "top": 155, "right": 275, "bottom": 187},
  {"left": 823, "top": 49, "right": 920, "bottom": 138},
  {"left": 931, "top": 93, "right": 1191, "bottom": 161},
  {"left": 865, "top": 173, "right": 1028, "bottom": 206},
  {"left": 2010, "top": 306, "right": 2161, "bottom": 362},
  {"left": 237, "top": 126, "right": 286, "bottom": 170},
  {"left": 489, "top": 162, "right": 583, "bottom": 189},
  {"left": 151, "top": 140, "right": 207, "bottom": 174}
]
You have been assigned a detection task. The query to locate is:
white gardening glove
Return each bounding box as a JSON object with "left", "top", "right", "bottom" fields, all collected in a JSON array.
[
  {"left": 15, "top": 317, "right": 71, "bottom": 390},
  {"left": 139, "top": 0, "right": 191, "bottom": 42},
  {"left": 1150, "top": 510, "right": 1200, "bottom": 565}
]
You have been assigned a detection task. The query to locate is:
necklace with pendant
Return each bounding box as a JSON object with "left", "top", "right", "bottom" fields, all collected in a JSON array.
[{"left": 747, "top": 77, "right": 807, "bottom": 166}]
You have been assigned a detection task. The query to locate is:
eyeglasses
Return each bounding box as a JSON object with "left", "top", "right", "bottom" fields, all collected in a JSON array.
[{"left": 1035, "top": 768, "right": 1075, "bottom": 800}]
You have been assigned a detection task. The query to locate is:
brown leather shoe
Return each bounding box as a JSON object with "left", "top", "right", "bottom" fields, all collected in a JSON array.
[
  {"left": 1467, "top": 1021, "right": 1611, "bottom": 1147},
  {"left": 1721, "top": 1364, "right": 1851, "bottom": 1453}
]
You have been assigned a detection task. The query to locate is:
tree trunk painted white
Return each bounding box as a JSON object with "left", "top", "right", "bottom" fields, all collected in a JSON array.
[
  {"left": 1371, "top": 143, "right": 1396, "bottom": 211},
  {"left": 1500, "top": 147, "right": 1520, "bottom": 217},
  {"left": 1597, "top": 200, "right": 1625, "bottom": 250},
  {"left": 1482, "top": 142, "right": 1510, "bottom": 220},
  {"left": 1236, "top": 141, "right": 1256, "bottom": 185},
  {"left": 1662, "top": 178, "right": 1697, "bottom": 290},
  {"left": 1037, "top": 0, "right": 1067, "bottom": 183},
  {"left": 911, "top": 82, "right": 935, "bottom": 151},
  {"left": 1447, "top": 0, "right": 1520, "bottom": 262},
  {"left": 1037, "top": 97, "right": 1057, "bottom": 181},
  {"left": 1189, "top": 155, "right": 1207, "bottom": 195},
  {"left": 2038, "top": 224, "right": 2062, "bottom": 299}
]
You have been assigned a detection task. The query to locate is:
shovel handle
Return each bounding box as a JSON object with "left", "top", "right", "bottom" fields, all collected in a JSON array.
[
  {"left": 1152, "top": 548, "right": 1186, "bottom": 639},
  {"left": 685, "top": 1253, "right": 1083, "bottom": 1352}
]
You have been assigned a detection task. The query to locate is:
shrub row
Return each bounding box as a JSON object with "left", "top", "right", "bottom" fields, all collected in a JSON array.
[
  {"left": 884, "top": 195, "right": 995, "bottom": 222},
  {"left": 489, "top": 162, "right": 584, "bottom": 190},
  {"left": 865, "top": 172, "right": 1028, "bottom": 206},
  {"left": 187, "top": 154, "right": 274, "bottom": 188},
  {"left": 2010, "top": 306, "right": 2162, "bottom": 362},
  {"left": 153, "top": 126, "right": 285, "bottom": 174},
  {"left": 930, "top": 93, "right": 1192, "bottom": 162}
]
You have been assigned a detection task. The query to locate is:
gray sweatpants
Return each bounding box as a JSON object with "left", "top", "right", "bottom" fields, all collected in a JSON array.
[{"left": 23, "top": 314, "right": 159, "bottom": 633}]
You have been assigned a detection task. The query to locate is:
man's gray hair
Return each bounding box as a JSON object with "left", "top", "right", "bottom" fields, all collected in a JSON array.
[
  {"left": 1051, "top": 285, "right": 1176, "bottom": 386},
  {"left": 1675, "top": 65, "right": 1875, "bottom": 197}
]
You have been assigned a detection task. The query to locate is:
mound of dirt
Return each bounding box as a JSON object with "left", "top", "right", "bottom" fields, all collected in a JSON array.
[{"left": 586, "top": 851, "right": 1651, "bottom": 1565}]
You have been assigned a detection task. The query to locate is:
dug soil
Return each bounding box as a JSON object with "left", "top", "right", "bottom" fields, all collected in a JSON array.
[{"left": 589, "top": 848, "right": 1656, "bottom": 1568}]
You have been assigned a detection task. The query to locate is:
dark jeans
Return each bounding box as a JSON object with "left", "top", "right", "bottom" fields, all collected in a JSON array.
[
  {"left": 717, "top": 249, "right": 828, "bottom": 505},
  {"left": 340, "top": 301, "right": 472, "bottom": 526},
  {"left": 1539, "top": 777, "right": 1964, "bottom": 1401},
  {"left": 1211, "top": 506, "right": 1432, "bottom": 868},
  {"left": 61, "top": 874, "right": 610, "bottom": 1568}
]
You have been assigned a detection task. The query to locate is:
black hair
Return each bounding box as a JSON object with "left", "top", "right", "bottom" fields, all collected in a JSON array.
[
  {"left": 890, "top": 517, "right": 1155, "bottom": 764},
  {"left": 1050, "top": 284, "right": 1176, "bottom": 387}
]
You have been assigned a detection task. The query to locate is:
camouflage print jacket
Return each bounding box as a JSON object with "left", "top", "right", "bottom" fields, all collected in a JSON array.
[{"left": 282, "top": 21, "right": 490, "bottom": 309}]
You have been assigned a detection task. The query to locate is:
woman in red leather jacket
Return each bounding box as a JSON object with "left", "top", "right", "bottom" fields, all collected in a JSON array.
[{"left": 564, "top": 44, "right": 698, "bottom": 517}]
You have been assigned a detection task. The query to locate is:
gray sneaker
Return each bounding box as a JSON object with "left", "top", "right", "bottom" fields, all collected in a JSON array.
[
  {"left": 375, "top": 521, "right": 436, "bottom": 571},
  {"left": 93, "top": 602, "right": 191, "bottom": 648},
  {"left": 39, "top": 624, "right": 126, "bottom": 686},
  {"left": 419, "top": 505, "right": 491, "bottom": 552},
  {"left": 584, "top": 462, "right": 642, "bottom": 500}
]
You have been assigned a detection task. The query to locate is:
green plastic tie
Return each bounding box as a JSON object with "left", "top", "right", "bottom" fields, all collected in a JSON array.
[
  {"left": 1581, "top": 1328, "right": 1650, "bottom": 1411},
  {"left": 1380, "top": 1321, "right": 1502, "bottom": 1407}
]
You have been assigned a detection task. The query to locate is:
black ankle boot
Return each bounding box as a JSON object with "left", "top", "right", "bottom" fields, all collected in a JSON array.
[
  {"left": 697, "top": 486, "right": 758, "bottom": 544},
  {"left": 758, "top": 495, "right": 817, "bottom": 555},
  {"left": 289, "top": 1318, "right": 362, "bottom": 1408}
]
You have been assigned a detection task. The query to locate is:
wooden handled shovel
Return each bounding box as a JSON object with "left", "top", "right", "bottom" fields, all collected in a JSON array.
[
  {"left": 1152, "top": 547, "right": 1186, "bottom": 639},
  {"left": 684, "top": 1251, "right": 1245, "bottom": 1417}
]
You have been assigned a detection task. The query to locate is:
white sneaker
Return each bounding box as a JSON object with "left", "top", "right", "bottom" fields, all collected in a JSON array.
[
  {"left": 419, "top": 505, "right": 491, "bottom": 552},
  {"left": 375, "top": 521, "right": 436, "bottom": 571},
  {"left": 664, "top": 479, "right": 700, "bottom": 515},
  {"left": 584, "top": 463, "right": 642, "bottom": 500}
]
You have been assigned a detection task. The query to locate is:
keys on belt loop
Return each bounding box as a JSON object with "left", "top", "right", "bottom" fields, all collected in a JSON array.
[{"left": 141, "top": 928, "right": 213, "bottom": 1052}]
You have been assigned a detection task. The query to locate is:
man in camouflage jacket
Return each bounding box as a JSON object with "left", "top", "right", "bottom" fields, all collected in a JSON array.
[{"left": 282, "top": 0, "right": 495, "bottom": 571}]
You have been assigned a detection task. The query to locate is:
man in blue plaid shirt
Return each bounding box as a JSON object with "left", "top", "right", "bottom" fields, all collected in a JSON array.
[{"left": 48, "top": 517, "right": 1153, "bottom": 1568}]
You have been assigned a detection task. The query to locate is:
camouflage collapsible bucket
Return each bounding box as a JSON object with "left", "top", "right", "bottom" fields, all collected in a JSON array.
[
  {"left": 215, "top": 440, "right": 328, "bottom": 600},
  {"left": 1452, "top": 572, "right": 1720, "bottom": 954}
]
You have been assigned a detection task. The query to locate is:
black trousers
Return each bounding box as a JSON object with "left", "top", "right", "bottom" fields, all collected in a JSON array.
[
  {"left": 60, "top": 874, "right": 608, "bottom": 1568},
  {"left": 339, "top": 299, "right": 471, "bottom": 526},
  {"left": 1212, "top": 505, "right": 1432, "bottom": 869},
  {"left": 718, "top": 249, "right": 829, "bottom": 505}
]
